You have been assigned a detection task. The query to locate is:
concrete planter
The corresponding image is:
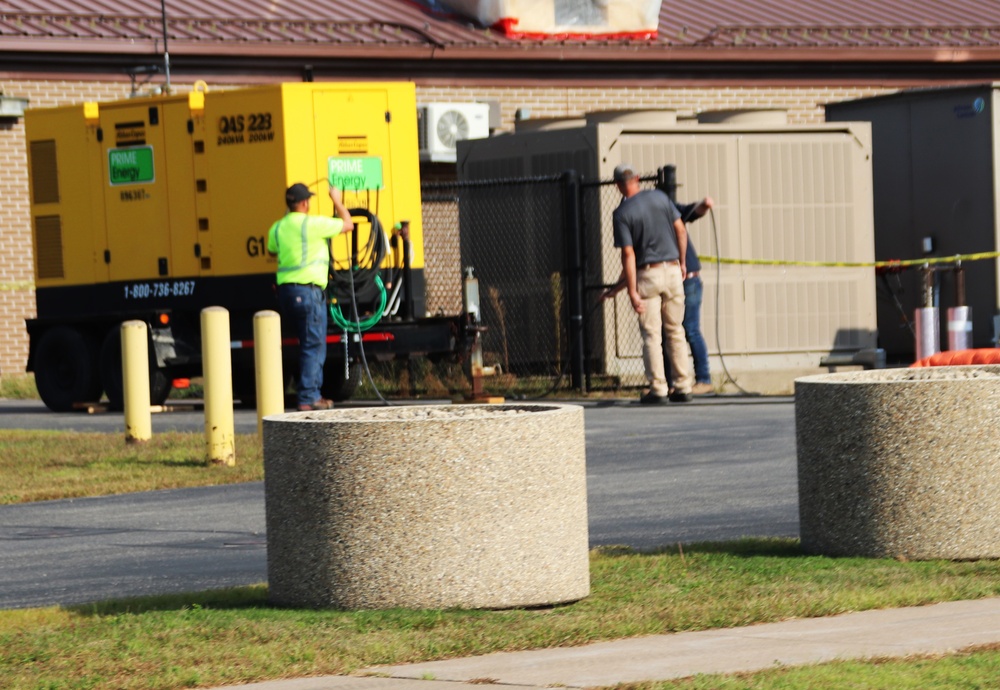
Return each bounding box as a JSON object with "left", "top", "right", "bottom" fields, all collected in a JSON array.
[
  {"left": 795, "top": 367, "right": 1000, "bottom": 559},
  {"left": 263, "top": 403, "right": 590, "bottom": 609}
]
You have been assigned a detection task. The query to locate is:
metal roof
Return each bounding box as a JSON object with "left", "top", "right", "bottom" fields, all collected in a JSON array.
[{"left": 1, "top": 0, "right": 998, "bottom": 62}]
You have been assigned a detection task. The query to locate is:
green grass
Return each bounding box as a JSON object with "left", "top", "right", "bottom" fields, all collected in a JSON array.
[
  {"left": 2, "top": 540, "right": 1000, "bottom": 689},
  {"left": 0, "top": 374, "right": 38, "bottom": 400},
  {"left": 0, "top": 430, "right": 263, "bottom": 504},
  {"left": 2, "top": 425, "right": 1000, "bottom": 688}
]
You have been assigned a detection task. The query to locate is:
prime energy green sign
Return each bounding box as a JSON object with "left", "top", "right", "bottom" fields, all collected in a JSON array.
[
  {"left": 108, "top": 146, "right": 155, "bottom": 185},
  {"left": 328, "top": 156, "right": 383, "bottom": 191}
]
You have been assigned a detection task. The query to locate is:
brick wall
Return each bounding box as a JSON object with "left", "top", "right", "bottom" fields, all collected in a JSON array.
[
  {"left": 0, "top": 79, "right": 136, "bottom": 379},
  {"left": 416, "top": 85, "right": 896, "bottom": 128},
  {"left": 0, "top": 109, "right": 30, "bottom": 376},
  {"left": 0, "top": 79, "right": 895, "bottom": 378}
]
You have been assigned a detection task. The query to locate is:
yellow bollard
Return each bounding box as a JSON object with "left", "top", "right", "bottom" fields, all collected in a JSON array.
[
  {"left": 201, "top": 306, "right": 236, "bottom": 466},
  {"left": 121, "top": 320, "right": 152, "bottom": 444},
  {"left": 253, "top": 310, "right": 285, "bottom": 437}
]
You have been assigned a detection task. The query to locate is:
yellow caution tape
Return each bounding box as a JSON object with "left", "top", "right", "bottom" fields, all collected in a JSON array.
[
  {"left": 697, "top": 251, "right": 1000, "bottom": 269},
  {"left": 3, "top": 252, "right": 999, "bottom": 293}
]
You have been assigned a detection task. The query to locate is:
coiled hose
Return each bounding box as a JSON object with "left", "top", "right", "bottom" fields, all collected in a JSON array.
[{"left": 328, "top": 208, "right": 388, "bottom": 332}]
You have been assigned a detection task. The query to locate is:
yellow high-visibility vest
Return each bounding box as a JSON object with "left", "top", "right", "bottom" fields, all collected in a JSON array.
[{"left": 267, "top": 212, "right": 346, "bottom": 287}]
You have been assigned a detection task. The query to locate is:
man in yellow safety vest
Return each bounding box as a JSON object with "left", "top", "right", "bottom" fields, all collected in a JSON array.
[{"left": 267, "top": 182, "right": 354, "bottom": 411}]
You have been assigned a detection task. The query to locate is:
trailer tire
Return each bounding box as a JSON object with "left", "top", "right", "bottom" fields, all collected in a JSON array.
[
  {"left": 321, "top": 360, "right": 363, "bottom": 402},
  {"left": 34, "top": 326, "right": 103, "bottom": 412},
  {"left": 99, "top": 327, "right": 172, "bottom": 411}
]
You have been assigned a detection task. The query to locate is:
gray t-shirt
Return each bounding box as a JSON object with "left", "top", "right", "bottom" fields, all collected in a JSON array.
[{"left": 612, "top": 189, "right": 682, "bottom": 266}]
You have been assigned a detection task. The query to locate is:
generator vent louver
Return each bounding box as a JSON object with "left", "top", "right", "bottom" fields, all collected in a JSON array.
[
  {"left": 29, "top": 140, "right": 59, "bottom": 204},
  {"left": 34, "top": 215, "right": 64, "bottom": 280}
]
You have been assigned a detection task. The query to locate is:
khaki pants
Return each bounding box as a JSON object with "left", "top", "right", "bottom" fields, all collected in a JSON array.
[{"left": 637, "top": 262, "right": 692, "bottom": 396}]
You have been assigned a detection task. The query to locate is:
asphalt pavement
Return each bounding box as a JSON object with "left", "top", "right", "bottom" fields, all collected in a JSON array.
[{"left": 0, "top": 395, "right": 798, "bottom": 609}]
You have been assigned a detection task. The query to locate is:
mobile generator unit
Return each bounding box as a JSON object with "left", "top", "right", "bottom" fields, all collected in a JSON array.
[{"left": 25, "top": 82, "right": 469, "bottom": 411}]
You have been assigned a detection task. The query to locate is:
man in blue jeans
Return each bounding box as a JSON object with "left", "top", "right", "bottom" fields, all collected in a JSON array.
[
  {"left": 268, "top": 182, "right": 354, "bottom": 411},
  {"left": 667, "top": 196, "right": 715, "bottom": 395}
]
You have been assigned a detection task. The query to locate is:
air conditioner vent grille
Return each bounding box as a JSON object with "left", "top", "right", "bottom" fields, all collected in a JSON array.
[{"left": 418, "top": 102, "right": 490, "bottom": 163}]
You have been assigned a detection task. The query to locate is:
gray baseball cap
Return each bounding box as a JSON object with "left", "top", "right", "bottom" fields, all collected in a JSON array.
[{"left": 613, "top": 163, "right": 636, "bottom": 183}]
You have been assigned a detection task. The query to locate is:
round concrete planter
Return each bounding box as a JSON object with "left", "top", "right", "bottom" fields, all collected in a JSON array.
[
  {"left": 263, "top": 403, "right": 590, "bottom": 609},
  {"left": 795, "top": 367, "right": 1000, "bottom": 560}
]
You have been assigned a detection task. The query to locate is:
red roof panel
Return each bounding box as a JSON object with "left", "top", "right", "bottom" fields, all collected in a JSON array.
[{"left": 0, "top": 0, "right": 998, "bottom": 55}]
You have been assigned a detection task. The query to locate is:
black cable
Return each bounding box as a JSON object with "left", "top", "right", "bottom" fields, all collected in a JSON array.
[
  {"left": 344, "top": 248, "right": 392, "bottom": 406},
  {"left": 328, "top": 205, "right": 392, "bottom": 405},
  {"left": 878, "top": 270, "right": 916, "bottom": 337},
  {"left": 707, "top": 207, "right": 755, "bottom": 396},
  {"left": 328, "top": 208, "right": 387, "bottom": 300}
]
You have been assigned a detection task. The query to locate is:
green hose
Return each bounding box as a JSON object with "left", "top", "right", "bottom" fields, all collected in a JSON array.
[{"left": 329, "top": 273, "right": 387, "bottom": 332}]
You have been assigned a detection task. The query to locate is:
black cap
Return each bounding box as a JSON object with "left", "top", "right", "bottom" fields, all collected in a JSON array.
[{"left": 285, "top": 183, "right": 314, "bottom": 206}]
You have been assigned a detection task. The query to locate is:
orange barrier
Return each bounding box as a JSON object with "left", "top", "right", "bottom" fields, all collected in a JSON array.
[{"left": 911, "top": 348, "right": 1000, "bottom": 368}]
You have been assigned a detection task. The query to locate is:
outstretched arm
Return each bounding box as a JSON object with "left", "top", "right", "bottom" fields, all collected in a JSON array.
[
  {"left": 679, "top": 195, "right": 715, "bottom": 223},
  {"left": 601, "top": 272, "right": 627, "bottom": 301},
  {"left": 329, "top": 185, "right": 355, "bottom": 234}
]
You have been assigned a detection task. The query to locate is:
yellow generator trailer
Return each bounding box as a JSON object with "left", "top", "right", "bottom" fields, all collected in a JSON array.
[{"left": 25, "top": 82, "right": 466, "bottom": 411}]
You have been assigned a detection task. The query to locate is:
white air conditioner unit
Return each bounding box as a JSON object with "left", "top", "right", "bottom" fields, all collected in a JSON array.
[{"left": 418, "top": 102, "right": 491, "bottom": 163}]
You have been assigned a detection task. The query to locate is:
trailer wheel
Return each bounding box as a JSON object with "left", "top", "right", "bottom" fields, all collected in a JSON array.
[
  {"left": 33, "top": 326, "right": 103, "bottom": 412},
  {"left": 99, "top": 327, "right": 172, "bottom": 411},
  {"left": 321, "top": 360, "right": 363, "bottom": 402}
]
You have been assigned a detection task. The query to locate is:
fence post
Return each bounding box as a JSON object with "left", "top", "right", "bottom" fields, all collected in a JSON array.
[
  {"left": 562, "top": 170, "right": 586, "bottom": 393},
  {"left": 657, "top": 164, "right": 678, "bottom": 201}
]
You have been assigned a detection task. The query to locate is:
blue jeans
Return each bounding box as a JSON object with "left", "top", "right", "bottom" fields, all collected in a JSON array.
[
  {"left": 278, "top": 283, "right": 328, "bottom": 406},
  {"left": 684, "top": 276, "right": 711, "bottom": 383},
  {"left": 665, "top": 275, "right": 711, "bottom": 387}
]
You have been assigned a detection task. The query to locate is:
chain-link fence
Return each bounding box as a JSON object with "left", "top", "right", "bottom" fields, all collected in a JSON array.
[{"left": 393, "top": 172, "right": 663, "bottom": 400}]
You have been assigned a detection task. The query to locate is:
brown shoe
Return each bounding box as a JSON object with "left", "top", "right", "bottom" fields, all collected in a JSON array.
[
  {"left": 691, "top": 382, "right": 714, "bottom": 396},
  {"left": 297, "top": 398, "right": 334, "bottom": 411}
]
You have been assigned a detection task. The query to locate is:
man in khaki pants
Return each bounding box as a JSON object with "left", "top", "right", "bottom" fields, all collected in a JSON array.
[{"left": 610, "top": 163, "right": 693, "bottom": 404}]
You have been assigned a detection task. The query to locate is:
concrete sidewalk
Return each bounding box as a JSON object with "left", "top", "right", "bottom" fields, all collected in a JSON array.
[{"left": 210, "top": 597, "right": 1000, "bottom": 689}]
